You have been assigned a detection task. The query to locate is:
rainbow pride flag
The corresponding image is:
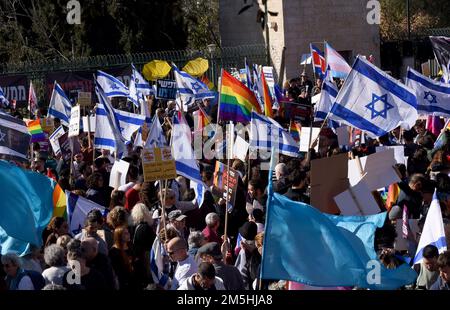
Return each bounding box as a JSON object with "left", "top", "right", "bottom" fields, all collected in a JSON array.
[
  {"left": 434, "top": 118, "right": 450, "bottom": 149},
  {"left": 26, "top": 119, "right": 46, "bottom": 143},
  {"left": 53, "top": 183, "right": 67, "bottom": 218},
  {"left": 201, "top": 75, "right": 215, "bottom": 90},
  {"left": 219, "top": 69, "right": 262, "bottom": 123},
  {"left": 385, "top": 183, "right": 400, "bottom": 211},
  {"left": 261, "top": 70, "right": 273, "bottom": 118},
  {"left": 289, "top": 120, "right": 301, "bottom": 142}
]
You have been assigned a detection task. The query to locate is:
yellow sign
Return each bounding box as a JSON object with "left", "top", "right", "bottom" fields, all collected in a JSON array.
[
  {"left": 142, "top": 147, "right": 177, "bottom": 182},
  {"left": 40, "top": 117, "right": 54, "bottom": 134}
]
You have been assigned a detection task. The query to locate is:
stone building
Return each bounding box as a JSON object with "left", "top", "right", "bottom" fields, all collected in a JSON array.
[{"left": 220, "top": 0, "right": 380, "bottom": 83}]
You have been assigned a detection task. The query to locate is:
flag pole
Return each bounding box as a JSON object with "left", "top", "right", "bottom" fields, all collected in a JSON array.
[{"left": 222, "top": 121, "right": 232, "bottom": 258}]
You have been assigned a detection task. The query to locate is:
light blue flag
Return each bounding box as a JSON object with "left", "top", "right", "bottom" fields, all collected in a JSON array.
[
  {"left": 144, "top": 115, "right": 167, "bottom": 148},
  {"left": 406, "top": 67, "right": 450, "bottom": 117},
  {"left": 0, "top": 87, "right": 9, "bottom": 108},
  {"left": 94, "top": 83, "right": 127, "bottom": 157},
  {"left": 48, "top": 82, "right": 72, "bottom": 126},
  {"left": 173, "top": 65, "right": 215, "bottom": 111},
  {"left": 0, "top": 161, "right": 54, "bottom": 255},
  {"left": 261, "top": 192, "right": 418, "bottom": 289},
  {"left": 329, "top": 56, "right": 418, "bottom": 138},
  {"left": 250, "top": 112, "right": 299, "bottom": 158},
  {"left": 97, "top": 70, "right": 130, "bottom": 98},
  {"left": 171, "top": 113, "right": 204, "bottom": 186}
]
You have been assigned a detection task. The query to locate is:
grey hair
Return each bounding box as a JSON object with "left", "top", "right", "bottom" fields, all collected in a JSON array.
[
  {"left": 42, "top": 284, "right": 67, "bottom": 290},
  {"left": 275, "top": 163, "right": 288, "bottom": 177},
  {"left": 188, "top": 231, "right": 205, "bottom": 249},
  {"left": 205, "top": 212, "right": 220, "bottom": 227},
  {"left": 131, "top": 203, "right": 153, "bottom": 226},
  {"left": 1, "top": 253, "right": 22, "bottom": 268},
  {"left": 44, "top": 244, "right": 66, "bottom": 267}
]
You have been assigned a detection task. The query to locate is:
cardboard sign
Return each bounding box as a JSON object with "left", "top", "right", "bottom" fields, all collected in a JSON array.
[
  {"left": 233, "top": 135, "right": 249, "bottom": 162},
  {"left": 142, "top": 147, "right": 177, "bottom": 182},
  {"left": 336, "top": 125, "right": 350, "bottom": 146},
  {"left": 310, "top": 153, "right": 349, "bottom": 214},
  {"left": 156, "top": 79, "right": 177, "bottom": 100},
  {"left": 78, "top": 92, "right": 92, "bottom": 107},
  {"left": 109, "top": 160, "right": 130, "bottom": 189},
  {"left": 376, "top": 146, "right": 407, "bottom": 165},
  {"left": 40, "top": 118, "right": 54, "bottom": 134},
  {"left": 68, "top": 105, "right": 81, "bottom": 138},
  {"left": 278, "top": 101, "right": 312, "bottom": 122},
  {"left": 58, "top": 132, "right": 71, "bottom": 161},
  {"left": 334, "top": 178, "right": 380, "bottom": 216}
]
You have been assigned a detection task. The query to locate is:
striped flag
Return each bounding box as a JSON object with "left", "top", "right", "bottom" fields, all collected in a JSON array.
[
  {"left": 218, "top": 69, "right": 262, "bottom": 123},
  {"left": 0, "top": 87, "right": 9, "bottom": 108},
  {"left": 48, "top": 82, "right": 72, "bottom": 126},
  {"left": 0, "top": 112, "right": 31, "bottom": 162},
  {"left": 66, "top": 190, "right": 104, "bottom": 235},
  {"left": 28, "top": 81, "right": 38, "bottom": 118},
  {"left": 289, "top": 120, "right": 301, "bottom": 142},
  {"left": 261, "top": 69, "right": 273, "bottom": 118},
  {"left": 310, "top": 44, "right": 327, "bottom": 80},
  {"left": 385, "top": 183, "right": 400, "bottom": 211},
  {"left": 325, "top": 42, "right": 352, "bottom": 79},
  {"left": 402, "top": 205, "right": 409, "bottom": 239},
  {"left": 53, "top": 183, "right": 67, "bottom": 218},
  {"left": 26, "top": 119, "right": 46, "bottom": 143}
]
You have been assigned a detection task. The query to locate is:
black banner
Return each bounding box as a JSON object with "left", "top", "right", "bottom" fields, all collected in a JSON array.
[
  {"left": 0, "top": 75, "right": 28, "bottom": 109},
  {"left": 45, "top": 66, "right": 132, "bottom": 104},
  {"left": 156, "top": 79, "right": 177, "bottom": 100}
]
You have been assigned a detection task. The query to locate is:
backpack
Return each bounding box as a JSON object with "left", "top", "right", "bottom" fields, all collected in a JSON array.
[{"left": 17, "top": 270, "right": 46, "bottom": 290}]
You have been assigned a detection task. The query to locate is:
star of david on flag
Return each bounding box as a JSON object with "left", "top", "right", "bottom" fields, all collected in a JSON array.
[
  {"left": 329, "top": 56, "right": 418, "bottom": 138},
  {"left": 406, "top": 67, "right": 450, "bottom": 117},
  {"left": 365, "top": 94, "right": 394, "bottom": 119}
]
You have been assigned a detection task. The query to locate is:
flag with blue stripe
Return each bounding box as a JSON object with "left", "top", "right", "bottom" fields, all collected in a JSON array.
[
  {"left": 406, "top": 67, "right": 450, "bottom": 117},
  {"left": 325, "top": 42, "right": 352, "bottom": 79},
  {"left": 150, "top": 238, "right": 170, "bottom": 288},
  {"left": 250, "top": 112, "right": 300, "bottom": 158},
  {"left": 129, "top": 64, "right": 154, "bottom": 107},
  {"left": 173, "top": 65, "right": 215, "bottom": 110},
  {"left": 413, "top": 191, "right": 447, "bottom": 264},
  {"left": 0, "top": 87, "right": 9, "bottom": 108},
  {"left": 66, "top": 190, "right": 104, "bottom": 236},
  {"left": 94, "top": 83, "right": 127, "bottom": 157},
  {"left": 95, "top": 106, "right": 145, "bottom": 142},
  {"left": 171, "top": 113, "right": 204, "bottom": 185},
  {"left": 329, "top": 56, "right": 418, "bottom": 138},
  {"left": 244, "top": 58, "right": 253, "bottom": 89},
  {"left": 97, "top": 70, "right": 130, "bottom": 98},
  {"left": 314, "top": 73, "right": 340, "bottom": 129},
  {"left": 48, "top": 82, "right": 72, "bottom": 126},
  {"left": 144, "top": 115, "right": 167, "bottom": 148}
]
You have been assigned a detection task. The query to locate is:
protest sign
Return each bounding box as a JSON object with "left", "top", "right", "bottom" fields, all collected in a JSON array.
[
  {"left": 49, "top": 126, "right": 65, "bottom": 156},
  {"left": 334, "top": 178, "right": 380, "bottom": 216},
  {"left": 376, "top": 146, "right": 407, "bottom": 165},
  {"left": 78, "top": 91, "right": 92, "bottom": 107},
  {"left": 310, "top": 153, "right": 349, "bottom": 214},
  {"left": 156, "top": 79, "right": 177, "bottom": 100},
  {"left": 300, "top": 127, "right": 320, "bottom": 152},
  {"left": 82, "top": 116, "right": 96, "bottom": 132},
  {"left": 233, "top": 135, "right": 249, "bottom": 162},
  {"left": 142, "top": 146, "right": 177, "bottom": 182},
  {"left": 68, "top": 105, "right": 80, "bottom": 138},
  {"left": 214, "top": 161, "right": 239, "bottom": 209},
  {"left": 109, "top": 160, "right": 130, "bottom": 189}
]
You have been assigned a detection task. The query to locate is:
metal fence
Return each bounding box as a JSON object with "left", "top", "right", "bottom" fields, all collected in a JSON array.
[{"left": 0, "top": 44, "right": 267, "bottom": 84}]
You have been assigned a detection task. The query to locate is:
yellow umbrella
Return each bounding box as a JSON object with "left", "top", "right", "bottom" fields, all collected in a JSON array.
[
  {"left": 142, "top": 60, "right": 171, "bottom": 81},
  {"left": 182, "top": 57, "right": 209, "bottom": 77}
]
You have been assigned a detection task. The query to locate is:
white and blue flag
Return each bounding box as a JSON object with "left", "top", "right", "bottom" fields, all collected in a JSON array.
[
  {"left": 0, "top": 87, "right": 9, "bottom": 108},
  {"left": 66, "top": 190, "right": 105, "bottom": 236},
  {"left": 171, "top": 113, "right": 204, "bottom": 185},
  {"left": 250, "top": 112, "right": 299, "bottom": 158},
  {"left": 413, "top": 191, "right": 447, "bottom": 264},
  {"left": 173, "top": 65, "right": 215, "bottom": 111},
  {"left": 96, "top": 105, "right": 145, "bottom": 142},
  {"left": 94, "top": 83, "right": 127, "bottom": 157},
  {"left": 329, "top": 56, "right": 418, "bottom": 138},
  {"left": 406, "top": 67, "right": 450, "bottom": 117},
  {"left": 315, "top": 73, "right": 340, "bottom": 129},
  {"left": 97, "top": 70, "right": 130, "bottom": 98},
  {"left": 144, "top": 115, "right": 167, "bottom": 148},
  {"left": 48, "top": 82, "right": 72, "bottom": 126},
  {"left": 129, "top": 64, "right": 154, "bottom": 107}
]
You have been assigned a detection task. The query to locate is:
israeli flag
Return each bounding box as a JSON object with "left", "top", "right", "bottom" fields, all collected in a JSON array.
[
  {"left": 94, "top": 83, "right": 127, "bottom": 157},
  {"left": 133, "top": 94, "right": 153, "bottom": 148},
  {"left": 144, "top": 115, "right": 167, "bottom": 148},
  {"left": 173, "top": 65, "right": 215, "bottom": 111},
  {"left": 250, "top": 112, "right": 300, "bottom": 158},
  {"left": 413, "top": 191, "right": 447, "bottom": 264},
  {"left": 48, "top": 82, "right": 72, "bottom": 126},
  {"left": 171, "top": 113, "right": 204, "bottom": 185},
  {"left": 129, "top": 64, "right": 154, "bottom": 107},
  {"left": 150, "top": 238, "right": 170, "bottom": 288},
  {"left": 97, "top": 70, "right": 130, "bottom": 98},
  {"left": 406, "top": 67, "right": 450, "bottom": 117},
  {"left": 329, "top": 56, "right": 418, "bottom": 138},
  {"left": 95, "top": 105, "right": 145, "bottom": 142},
  {"left": 252, "top": 64, "right": 264, "bottom": 109},
  {"left": 325, "top": 42, "right": 352, "bottom": 79},
  {"left": 66, "top": 191, "right": 105, "bottom": 236},
  {"left": 315, "top": 74, "right": 340, "bottom": 129},
  {"left": 0, "top": 87, "right": 9, "bottom": 108}
]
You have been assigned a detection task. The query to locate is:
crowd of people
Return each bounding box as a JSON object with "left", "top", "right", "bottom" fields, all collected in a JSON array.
[{"left": 1, "top": 70, "right": 450, "bottom": 291}]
